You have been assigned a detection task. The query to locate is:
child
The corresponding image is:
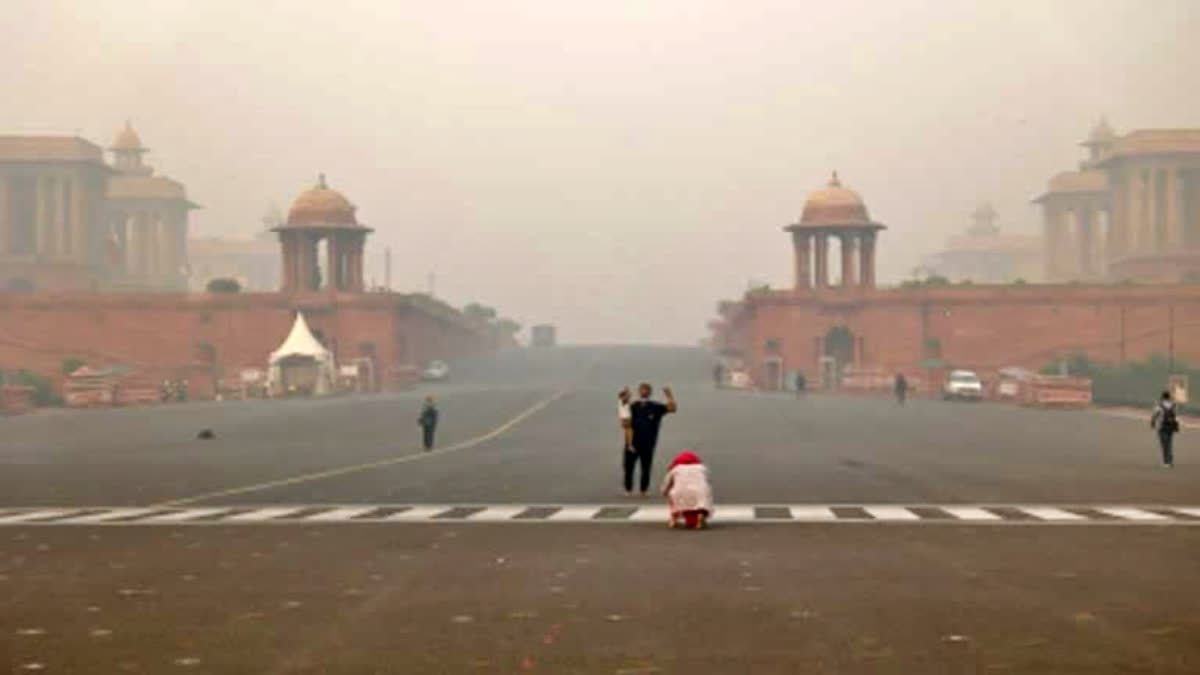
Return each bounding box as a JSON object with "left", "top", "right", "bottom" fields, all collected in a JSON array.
[{"left": 661, "top": 451, "right": 713, "bottom": 529}]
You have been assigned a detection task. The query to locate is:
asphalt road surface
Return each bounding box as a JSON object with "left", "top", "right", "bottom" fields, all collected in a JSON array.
[{"left": 1, "top": 345, "right": 1198, "bottom": 674}]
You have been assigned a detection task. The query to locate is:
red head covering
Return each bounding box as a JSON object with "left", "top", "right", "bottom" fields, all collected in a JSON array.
[{"left": 668, "top": 451, "right": 702, "bottom": 470}]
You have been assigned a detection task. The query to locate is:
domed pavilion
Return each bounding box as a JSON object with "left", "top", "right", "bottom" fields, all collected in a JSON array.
[
  {"left": 784, "top": 172, "right": 886, "bottom": 290},
  {"left": 273, "top": 174, "right": 373, "bottom": 293}
]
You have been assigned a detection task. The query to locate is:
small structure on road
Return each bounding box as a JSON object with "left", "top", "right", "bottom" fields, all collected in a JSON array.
[{"left": 267, "top": 312, "right": 335, "bottom": 396}]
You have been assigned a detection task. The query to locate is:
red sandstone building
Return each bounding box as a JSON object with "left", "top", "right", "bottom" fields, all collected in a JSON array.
[
  {"left": 1037, "top": 120, "right": 1200, "bottom": 283},
  {"left": 711, "top": 173, "right": 1200, "bottom": 391},
  {"left": 0, "top": 176, "right": 500, "bottom": 399}
]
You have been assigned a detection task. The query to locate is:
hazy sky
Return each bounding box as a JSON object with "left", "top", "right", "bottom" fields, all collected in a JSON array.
[{"left": 4, "top": 0, "right": 1198, "bottom": 344}]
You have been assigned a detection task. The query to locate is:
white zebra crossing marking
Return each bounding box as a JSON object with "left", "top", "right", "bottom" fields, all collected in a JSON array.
[
  {"left": 717, "top": 506, "right": 756, "bottom": 522},
  {"left": 548, "top": 506, "right": 600, "bottom": 521},
  {"left": 864, "top": 506, "right": 920, "bottom": 521},
  {"left": 1019, "top": 507, "right": 1086, "bottom": 521},
  {"left": 787, "top": 506, "right": 837, "bottom": 521},
  {"left": 0, "top": 509, "right": 78, "bottom": 523},
  {"left": 0, "top": 504, "right": 1198, "bottom": 525},
  {"left": 305, "top": 507, "right": 377, "bottom": 522},
  {"left": 628, "top": 506, "right": 670, "bottom": 522},
  {"left": 942, "top": 507, "right": 1003, "bottom": 521},
  {"left": 466, "top": 506, "right": 526, "bottom": 521},
  {"left": 225, "top": 507, "right": 307, "bottom": 522},
  {"left": 383, "top": 506, "right": 449, "bottom": 521},
  {"left": 1097, "top": 507, "right": 1169, "bottom": 521},
  {"left": 58, "top": 508, "right": 160, "bottom": 524},
  {"left": 144, "top": 508, "right": 231, "bottom": 523}
]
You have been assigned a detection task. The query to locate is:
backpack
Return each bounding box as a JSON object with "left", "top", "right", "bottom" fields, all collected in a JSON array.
[{"left": 1161, "top": 404, "right": 1180, "bottom": 434}]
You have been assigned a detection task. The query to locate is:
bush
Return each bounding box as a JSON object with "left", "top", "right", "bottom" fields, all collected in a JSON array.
[
  {"left": 0, "top": 369, "right": 64, "bottom": 407},
  {"left": 206, "top": 278, "right": 241, "bottom": 293},
  {"left": 61, "top": 357, "right": 86, "bottom": 376},
  {"left": 1045, "top": 351, "right": 1193, "bottom": 409}
]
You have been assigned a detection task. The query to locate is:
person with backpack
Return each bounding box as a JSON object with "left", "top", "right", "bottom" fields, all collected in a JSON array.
[{"left": 1150, "top": 390, "right": 1180, "bottom": 468}]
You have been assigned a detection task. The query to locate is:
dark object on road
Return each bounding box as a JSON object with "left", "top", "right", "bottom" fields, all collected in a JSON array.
[
  {"left": 419, "top": 396, "right": 439, "bottom": 451},
  {"left": 894, "top": 373, "right": 908, "bottom": 405},
  {"left": 196, "top": 429, "right": 215, "bottom": 440},
  {"left": 1151, "top": 390, "right": 1180, "bottom": 467},
  {"left": 625, "top": 383, "right": 678, "bottom": 495},
  {"left": 795, "top": 372, "right": 807, "bottom": 397}
]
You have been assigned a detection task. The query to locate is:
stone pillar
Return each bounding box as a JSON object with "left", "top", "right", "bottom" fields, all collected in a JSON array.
[
  {"left": 840, "top": 233, "right": 857, "bottom": 287},
  {"left": 859, "top": 232, "right": 876, "bottom": 288},
  {"left": 278, "top": 231, "right": 296, "bottom": 292},
  {"left": 1078, "top": 206, "right": 1094, "bottom": 278},
  {"left": 327, "top": 233, "right": 341, "bottom": 291},
  {"left": 34, "top": 177, "right": 45, "bottom": 256},
  {"left": 1140, "top": 170, "right": 1154, "bottom": 254},
  {"left": 791, "top": 231, "right": 811, "bottom": 290},
  {"left": 1166, "top": 167, "right": 1182, "bottom": 249},
  {"left": 814, "top": 233, "right": 829, "bottom": 288},
  {"left": 353, "top": 235, "right": 366, "bottom": 291}
]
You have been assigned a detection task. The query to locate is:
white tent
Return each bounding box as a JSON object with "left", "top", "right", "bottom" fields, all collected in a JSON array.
[{"left": 267, "top": 312, "right": 335, "bottom": 395}]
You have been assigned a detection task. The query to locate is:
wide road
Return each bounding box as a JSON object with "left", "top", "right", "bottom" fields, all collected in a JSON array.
[{"left": 1, "top": 345, "right": 1198, "bottom": 674}]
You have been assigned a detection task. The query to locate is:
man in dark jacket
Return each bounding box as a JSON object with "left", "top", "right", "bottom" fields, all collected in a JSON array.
[
  {"left": 625, "top": 383, "right": 678, "bottom": 496},
  {"left": 418, "top": 395, "right": 439, "bottom": 451},
  {"left": 1151, "top": 390, "right": 1180, "bottom": 468},
  {"left": 894, "top": 373, "right": 908, "bottom": 405}
]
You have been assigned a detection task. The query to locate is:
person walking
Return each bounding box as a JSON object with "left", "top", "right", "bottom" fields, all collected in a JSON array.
[
  {"left": 894, "top": 373, "right": 908, "bottom": 405},
  {"left": 1150, "top": 390, "right": 1180, "bottom": 467},
  {"left": 418, "top": 395, "right": 439, "bottom": 451},
  {"left": 625, "top": 383, "right": 678, "bottom": 497},
  {"left": 794, "top": 372, "right": 807, "bottom": 398}
]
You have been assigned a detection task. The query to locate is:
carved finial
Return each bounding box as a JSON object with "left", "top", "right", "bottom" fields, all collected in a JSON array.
[
  {"left": 317, "top": 173, "right": 327, "bottom": 189},
  {"left": 829, "top": 170, "right": 841, "bottom": 188}
]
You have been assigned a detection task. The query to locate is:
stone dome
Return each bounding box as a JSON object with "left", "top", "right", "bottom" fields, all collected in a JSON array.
[
  {"left": 286, "top": 174, "right": 358, "bottom": 226},
  {"left": 799, "top": 172, "right": 872, "bottom": 226},
  {"left": 111, "top": 121, "right": 144, "bottom": 151}
]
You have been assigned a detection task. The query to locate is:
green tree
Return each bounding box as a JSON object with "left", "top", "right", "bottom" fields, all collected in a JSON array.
[{"left": 206, "top": 277, "right": 242, "bottom": 293}]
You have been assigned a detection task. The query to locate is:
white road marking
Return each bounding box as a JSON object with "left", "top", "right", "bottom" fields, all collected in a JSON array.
[
  {"left": 864, "top": 506, "right": 920, "bottom": 521},
  {"left": 303, "top": 507, "right": 377, "bottom": 522},
  {"left": 548, "top": 506, "right": 601, "bottom": 521},
  {"left": 717, "top": 506, "right": 755, "bottom": 522},
  {"left": 225, "top": 507, "right": 308, "bottom": 522},
  {"left": 0, "top": 504, "right": 1198, "bottom": 525},
  {"left": 1096, "top": 507, "right": 1170, "bottom": 521},
  {"left": 466, "top": 506, "right": 527, "bottom": 521},
  {"left": 57, "top": 508, "right": 159, "bottom": 524},
  {"left": 382, "top": 506, "right": 450, "bottom": 521},
  {"left": 628, "top": 506, "right": 670, "bottom": 522},
  {"left": 0, "top": 509, "right": 76, "bottom": 523},
  {"left": 942, "top": 507, "right": 1003, "bottom": 521},
  {"left": 143, "top": 508, "right": 231, "bottom": 523},
  {"left": 787, "top": 506, "right": 837, "bottom": 520},
  {"left": 1019, "top": 507, "right": 1086, "bottom": 521}
]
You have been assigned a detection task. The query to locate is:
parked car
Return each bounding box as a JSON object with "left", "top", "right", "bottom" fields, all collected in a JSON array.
[
  {"left": 943, "top": 369, "right": 983, "bottom": 401},
  {"left": 421, "top": 360, "right": 450, "bottom": 382}
]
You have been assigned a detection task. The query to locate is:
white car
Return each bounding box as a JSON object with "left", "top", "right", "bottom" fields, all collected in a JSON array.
[
  {"left": 943, "top": 369, "right": 983, "bottom": 401},
  {"left": 421, "top": 360, "right": 450, "bottom": 382}
]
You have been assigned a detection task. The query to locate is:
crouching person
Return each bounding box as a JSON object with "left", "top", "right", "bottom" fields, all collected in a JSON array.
[{"left": 661, "top": 451, "right": 713, "bottom": 529}]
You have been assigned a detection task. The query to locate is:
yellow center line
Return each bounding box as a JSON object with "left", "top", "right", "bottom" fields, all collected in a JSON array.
[{"left": 155, "top": 388, "right": 570, "bottom": 508}]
